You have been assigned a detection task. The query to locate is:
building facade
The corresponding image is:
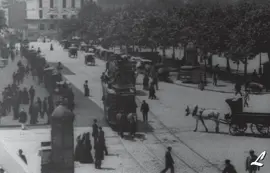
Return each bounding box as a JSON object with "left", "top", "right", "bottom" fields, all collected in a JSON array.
[
  {"left": 8, "top": 1, "right": 27, "bottom": 30},
  {"left": 26, "top": 0, "right": 85, "bottom": 40}
]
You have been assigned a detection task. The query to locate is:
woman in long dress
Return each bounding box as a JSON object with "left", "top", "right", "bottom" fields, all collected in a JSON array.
[{"left": 84, "top": 80, "right": 89, "bottom": 97}]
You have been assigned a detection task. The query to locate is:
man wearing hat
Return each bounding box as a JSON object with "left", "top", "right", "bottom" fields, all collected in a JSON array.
[
  {"left": 246, "top": 150, "right": 260, "bottom": 173},
  {"left": 223, "top": 159, "right": 237, "bottom": 173},
  {"left": 161, "top": 147, "right": 174, "bottom": 173}
]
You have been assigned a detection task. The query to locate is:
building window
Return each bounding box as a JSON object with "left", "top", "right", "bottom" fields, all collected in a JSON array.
[
  {"left": 39, "top": 0, "right": 42, "bottom": 8},
  {"left": 39, "top": 10, "right": 43, "bottom": 19},
  {"left": 49, "top": 24, "right": 55, "bottom": 30},
  {"left": 81, "top": 0, "right": 84, "bottom": 7},
  {"left": 63, "top": 0, "right": 66, "bottom": 8},
  {"left": 50, "top": 0, "right": 54, "bottom": 8},
  {"left": 39, "top": 24, "right": 45, "bottom": 30},
  {"left": 63, "top": 15, "right": 67, "bottom": 19},
  {"left": 71, "top": 0, "right": 75, "bottom": 8}
]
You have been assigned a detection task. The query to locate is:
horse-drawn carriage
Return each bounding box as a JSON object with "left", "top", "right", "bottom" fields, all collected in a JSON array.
[
  {"left": 68, "top": 46, "right": 78, "bottom": 58},
  {"left": 84, "top": 53, "right": 95, "bottom": 66},
  {"left": 226, "top": 98, "right": 270, "bottom": 136}
]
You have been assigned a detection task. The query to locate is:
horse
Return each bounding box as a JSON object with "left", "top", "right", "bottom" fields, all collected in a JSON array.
[{"left": 185, "top": 105, "right": 220, "bottom": 133}]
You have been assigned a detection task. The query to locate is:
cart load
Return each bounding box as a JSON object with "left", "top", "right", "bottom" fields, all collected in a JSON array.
[
  {"left": 68, "top": 46, "right": 78, "bottom": 58},
  {"left": 226, "top": 98, "right": 270, "bottom": 136},
  {"left": 84, "top": 53, "right": 95, "bottom": 66}
]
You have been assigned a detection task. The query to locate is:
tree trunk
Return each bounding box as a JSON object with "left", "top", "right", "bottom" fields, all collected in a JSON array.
[
  {"left": 244, "top": 56, "right": 248, "bottom": 81},
  {"left": 172, "top": 46, "right": 175, "bottom": 59},
  {"left": 226, "top": 56, "right": 231, "bottom": 73}
]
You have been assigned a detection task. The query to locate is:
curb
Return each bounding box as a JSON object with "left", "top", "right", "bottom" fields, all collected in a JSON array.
[
  {"left": 0, "top": 124, "right": 49, "bottom": 129},
  {"left": 173, "top": 82, "right": 234, "bottom": 94}
]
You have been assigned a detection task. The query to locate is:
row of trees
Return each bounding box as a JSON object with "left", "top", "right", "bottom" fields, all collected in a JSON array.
[{"left": 59, "top": 0, "right": 270, "bottom": 73}]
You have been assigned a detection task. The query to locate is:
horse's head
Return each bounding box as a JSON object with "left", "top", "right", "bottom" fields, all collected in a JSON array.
[{"left": 185, "top": 106, "right": 190, "bottom": 116}]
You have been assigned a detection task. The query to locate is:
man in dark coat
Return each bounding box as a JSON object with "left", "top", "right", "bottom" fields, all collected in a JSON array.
[
  {"left": 98, "top": 127, "right": 108, "bottom": 156},
  {"left": 161, "top": 147, "right": 174, "bottom": 173},
  {"left": 19, "top": 108, "right": 27, "bottom": 130},
  {"left": 29, "top": 102, "right": 39, "bottom": 125},
  {"left": 95, "top": 142, "right": 103, "bottom": 169},
  {"left": 29, "top": 86, "right": 35, "bottom": 104},
  {"left": 223, "top": 159, "right": 237, "bottom": 173},
  {"left": 140, "top": 100, "right": 149, "bottom": 123},
  {"left": 246, "top": 150, "right": 259, "bottom": 173},
  {"left": 92, "top": 119, "right": 99, "bottom": 147}
]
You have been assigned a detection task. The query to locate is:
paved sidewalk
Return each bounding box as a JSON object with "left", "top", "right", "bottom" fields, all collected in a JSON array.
[{"left": 0, "top": 127, "right": 141, "bottom": 173}]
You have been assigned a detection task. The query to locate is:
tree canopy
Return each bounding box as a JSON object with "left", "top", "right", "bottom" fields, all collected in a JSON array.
[{"left": 59, "top": 0, "right": 270, "bottom": 62}]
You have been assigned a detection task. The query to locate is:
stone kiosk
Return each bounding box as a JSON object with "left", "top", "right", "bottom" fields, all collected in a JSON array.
[{"left": 39, "top": 103, "right": 75, "bottom": 173}]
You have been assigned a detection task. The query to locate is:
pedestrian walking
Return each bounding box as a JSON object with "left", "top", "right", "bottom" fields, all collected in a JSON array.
[
  {"left": 29, "top": 86, "right": 35, "bottom": 104},
  {"left": 92, "top": 119, "right": 99, "bottom": 147},
  {"left": 98, "top": 127, "right": 108, "bottom": 156},
  {"left": 235, "top": 82, "right": 242, "bottom": 96},
  {"left": 42, "top": 97, "right": 48, "bottom": 118},
  {"left": 37, "top": 97, "right": 42, "bottom": 118},
  {"left": 149, "top": 83, "right": 156, "bottom": 99},
  {"left": 152, "top": 75, "right": 159, "bottom": 90},
  {"left": 19, "top": 108, "right": 27, "bottom": 130},
  {"left": 18, "top": 149, "right": 27, "bottom": 164},
  {"left": 84, "top": 80, "right": 89, "bottom": 97},
  {"left": 140, "top": 100, "right": 149, "bottom": 123},
  {"left": 161, "top": 147, "right": 174, "bottom": 173},
  {"left": 246, "top": 150, "right": 260, "bottom": 173},
  {"left": 222, "top": 159, "right": 237, "bottom": 173},
  {"left": 244, "top": 90, "right": 250, "bottom": 107},
  {"left": 94, "top": 142, "right": 103, "bottom": 169}
]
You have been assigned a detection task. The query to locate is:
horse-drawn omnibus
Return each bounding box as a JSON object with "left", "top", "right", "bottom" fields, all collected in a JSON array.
[{"left": 101, "top": 58, "right": 137, "bottom": 131}]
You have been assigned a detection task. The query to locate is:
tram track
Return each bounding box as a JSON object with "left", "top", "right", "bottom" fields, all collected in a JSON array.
[{"left": 136, "top": 98, "right": 223, "bottom": 173}]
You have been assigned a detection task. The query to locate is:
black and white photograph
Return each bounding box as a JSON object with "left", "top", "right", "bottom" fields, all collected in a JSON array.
[{"left": 0, "top": 0, "right": 268, "bottom": 172}]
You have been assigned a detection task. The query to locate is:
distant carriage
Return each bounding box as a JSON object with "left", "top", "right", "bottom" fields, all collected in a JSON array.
[
  {"left": 84, "top": 53, "right": 95, "bottom": 66},
  {"left": 68, "top": 46, "right": 78, "bottom": 58},
  {"left": 226, "top": 98, "right": 270, "bottom": 136}
]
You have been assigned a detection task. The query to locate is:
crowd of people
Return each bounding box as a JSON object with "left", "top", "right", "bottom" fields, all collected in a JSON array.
[
  {"left": 75, "top": 119, "right": 108, "bottom": 169},
  {"left": 0, "top": 49, "right": 54, "bottom": 129}
]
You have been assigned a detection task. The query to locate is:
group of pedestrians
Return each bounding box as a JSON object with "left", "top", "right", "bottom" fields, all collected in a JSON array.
[
  {"left": 0, "top": 52, "right": 53, "bottom": 129},
  {"left": 75, "top": 119, "right": 108, "bottom": 169},
  {"left": 159, "top": 148, "right": 260, "bottom": 173},
  {"left": 222, "top": 150, "right": 261, "bottom": 173}
]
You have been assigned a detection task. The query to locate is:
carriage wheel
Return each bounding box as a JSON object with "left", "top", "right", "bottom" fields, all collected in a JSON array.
[
  {"left": 229, "top": 123, "right": 247, "bottom": 135},
  {"left": 256, "top": 124, "right": 270, "bottom": 136}
]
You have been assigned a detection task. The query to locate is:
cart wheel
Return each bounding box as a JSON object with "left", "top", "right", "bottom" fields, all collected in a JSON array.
[
  {"left": 256, "top": 124, "right": 270, "bottom": 136},
  {"left": 238, "top": 123, "right": 247, "bottom": 134},
  {"left": 229, "top": 124, "right": 240, "bottom": 135}
]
